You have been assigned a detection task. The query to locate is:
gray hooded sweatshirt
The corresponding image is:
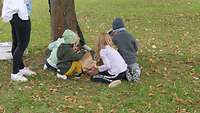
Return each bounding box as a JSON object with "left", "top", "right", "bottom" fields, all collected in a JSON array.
[{"left": 112, "top": 17, "right": 138, "bottom": 65}]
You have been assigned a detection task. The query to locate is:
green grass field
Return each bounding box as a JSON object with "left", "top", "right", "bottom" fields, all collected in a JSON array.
[{"left": 0, "top": 0, "right": 200, "bottom": 112}]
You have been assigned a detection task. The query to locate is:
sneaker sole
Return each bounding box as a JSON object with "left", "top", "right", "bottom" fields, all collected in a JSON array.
[{"left": 108, "top": 80, "right": 121, "bottom": 88}]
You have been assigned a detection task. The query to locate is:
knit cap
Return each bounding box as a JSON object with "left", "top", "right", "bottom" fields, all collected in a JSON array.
[
  {"left": 62, "top": 29, "right": 79, "bottom": 44},
  {"left": 112, "top": 17, "right": 125, "bottom": 30}
]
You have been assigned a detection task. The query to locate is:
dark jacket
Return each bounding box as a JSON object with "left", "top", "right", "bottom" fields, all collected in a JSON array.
[
  {"left": 57, "top": 44, "right": 85, "bottom": 75},
  {"left": 112, "top": 31, "right": 138, "bottom": 65}
]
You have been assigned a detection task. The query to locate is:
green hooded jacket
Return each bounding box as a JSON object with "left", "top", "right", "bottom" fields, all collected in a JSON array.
[
  {"left": 57, "top": 44, "right": 85, "bottom": 75},
  {"left": 47, "top": 29, "right": 80, "bottom": 69}
]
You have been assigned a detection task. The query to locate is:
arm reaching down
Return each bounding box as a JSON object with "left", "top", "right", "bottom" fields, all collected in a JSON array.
[{"left": 98, "top": 49, "right": 111, "bottom": 72}]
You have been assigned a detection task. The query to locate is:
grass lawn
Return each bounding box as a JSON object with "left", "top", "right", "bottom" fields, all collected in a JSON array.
[{"left": 0, "top": 0, "right": 200, "bottom": 112}]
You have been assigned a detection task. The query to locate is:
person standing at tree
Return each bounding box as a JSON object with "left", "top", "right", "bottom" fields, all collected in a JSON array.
[{"left": 2, "top": 0, "right": 36, "bottom": 82}]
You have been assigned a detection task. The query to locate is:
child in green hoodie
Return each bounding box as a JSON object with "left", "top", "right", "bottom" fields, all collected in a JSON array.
[
  {"left": 44, "top": 28, "right": 95, "bottom": 72},
  {"left": 43, "top": 34, "right": 65, "bottom": 72},
  {"left": 56, "top": 29, "right": 85, "bottom": 80}
]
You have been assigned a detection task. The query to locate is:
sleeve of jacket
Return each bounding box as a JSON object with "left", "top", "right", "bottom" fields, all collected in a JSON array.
[
  {"left": 112, "top": 37, "right": 117, "bottom": 45},
  {"left": 98, "top": 49, "right": 111, "bottom": 72},
  {"left": 48, "top": 40, "right": 58, "bottom": 50},
  {"left": 132, "top": 39, "right": 138, "bottom": 52},
  {"left": 68, "top": 49, "right": 85, "bottom": 61},
  {"left": 57, "top": 45, "right": 65, "bottom": 60}
]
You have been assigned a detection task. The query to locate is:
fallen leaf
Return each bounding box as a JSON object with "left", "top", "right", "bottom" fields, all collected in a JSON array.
[
  {"left": 64, "top": 96, "right": 77, "bottom": 104},
  {"left": 148, "top": 93, "right": 154, "bottom": 97},
  {"left": 0, "top": 105, "right": 4, "bottom": 113},
  {"left": 176, "top": 96, "right": 185, "bottom": 104},
  {"left": 152, "top": 45, "right": 156, "bottom": 49},
  {"left": 192, "top": 76, "right": 199, "bottom": 80},
  {"left": 110, "top": 108, "right": 117, "bottom": 113},
  {"left": 156, "top": 83, "right": 163, "bottom": 88},
  {"left": 78, "top": 105, "right": 85, "bottom": 109}
]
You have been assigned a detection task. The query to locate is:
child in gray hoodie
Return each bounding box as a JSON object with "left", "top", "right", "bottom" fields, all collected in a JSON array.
[{"left": 111, "top": 17, "right": 141, "bottom": 82}]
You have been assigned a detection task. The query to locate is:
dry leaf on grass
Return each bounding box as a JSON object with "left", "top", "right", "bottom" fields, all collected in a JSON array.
[{"left": 64, "top": 96, "right": 78, "bottom": 104}]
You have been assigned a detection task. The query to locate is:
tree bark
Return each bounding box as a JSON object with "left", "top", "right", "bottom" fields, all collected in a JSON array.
[
  {"left": 50, "top": 0, "right": 78, "bottom": 40},
  {"left": 0, "top": 0, "right": 2, "bottom": 16}
]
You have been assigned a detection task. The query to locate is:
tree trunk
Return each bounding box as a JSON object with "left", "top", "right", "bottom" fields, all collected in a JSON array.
[
  {"left": 50, "top": 0, "right": 78, "bottom": 40},
  {"left": 0, "top": 0, "right": 2, "bottom": 16}
]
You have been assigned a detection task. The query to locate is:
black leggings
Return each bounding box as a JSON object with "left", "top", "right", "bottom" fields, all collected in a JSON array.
[
  {"left": 91, "top": 71, "right": 127, "bottom": 83},
  {"left": 10, "top": 14, "right": 31, "bottom": 74}
]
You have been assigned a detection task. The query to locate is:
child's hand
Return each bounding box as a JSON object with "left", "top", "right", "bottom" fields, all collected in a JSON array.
[
  {"left": 85, "top": 63, "right": 98, "bottom": 76},
  {"left": 73, "top": 46, "right": 80, "bottom": 52},
  {"left": 93, "top": 64, "right": 98, "bottom": 70},
  {"left": 90, "top": 50, "right": 96, "bottom": 60},
  {"left": 87, "top": 67, "right": 98, "bottom": 76}
]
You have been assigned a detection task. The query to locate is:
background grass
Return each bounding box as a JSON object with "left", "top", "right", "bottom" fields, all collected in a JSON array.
[{"left": 0, "top": 0, "right": 200, "bottom": 113}]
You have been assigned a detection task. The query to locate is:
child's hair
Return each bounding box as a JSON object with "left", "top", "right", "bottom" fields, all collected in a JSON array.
[{"left": 96, "top": 32, "right": 117, "bottom": 62}]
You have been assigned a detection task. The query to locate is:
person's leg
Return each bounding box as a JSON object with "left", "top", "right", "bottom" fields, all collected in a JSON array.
[
  {"left": 13, "top": 15, "right": 31, "bottom": 74},
  {"left": 65, "top": 61, "right": 82, "bottom": 77},
  {"left": 56, "top": 61, "right": 82, "bottom": 80},
  {"left": 91, "top": 71, "right": 126, "bottom": 84},
  {"left": 57, "top": 67, "right": 68, "bottom": 80},
  {"left": 10, "top": 21, "right": 17, "bottom": 56},
  {"left": 9, "top": 14, "right": 29, "bottom": 81},
  {"left": 76, "top": 21, "right": 93, "bottom": 52},
  {"left": 73, "top": 61, "right": 82, "bottom": 79},
  {"left": 48, "top": 0, "right": 51, "bottom": 13},
  {"left": 103, "top": 71, "right": 126, "bottom": 81},
  {"left": 91, "top": 71, "right": 113, "bottom": 83},
  {"left": 18, "top": 17, "right": 36, "bottom": 76},
  {"left": 91, "top": 74, "right": 112, "bottom": 83},
  {"left": 128, "top": 63, "right": 141, "bottom": 82},
  {"left": 74, "top": 61, "right": 82, "bottom": 74},
  {"left": 10, "top": 19, "right": 25, "bottom": 70},
  {"left": 44, "top": 62, "right": 57, "bottom": 72},
  {"left": 76, "top": 21, "right": 85, "bottom": 46}
]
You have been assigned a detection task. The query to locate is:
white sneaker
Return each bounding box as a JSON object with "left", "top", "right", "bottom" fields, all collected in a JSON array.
[
  {"left": 108, "top": 80, "right": 122, "bottom": 88},
  {"left": 43, "top": 64, "right": 47, "bottom": 70},
  {"left": 11, "top": 72, "right": 28, "bottom": 82},
  {"left": 56, "top": 73, "right": 68, "bottom": 80},
  {"left": 20, "top": 67, "right": 36, "bottom": 76}
]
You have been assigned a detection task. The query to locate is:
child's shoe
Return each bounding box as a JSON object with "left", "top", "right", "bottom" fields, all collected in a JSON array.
[
  {"left": 43, "top": 64, "right": 47, "bottom": 70},
  {"left": 130, "top": 63, "right": 141, "bottom": 82},
  {"left": 20, "top": 67, "right": 36, "bottom": 76},
  {"left": 126, "top": 70, "right": 133, "bottom": 81},
  {"left": 74, "top": 73, "right": 82, "bottom": 79},
  {"left": 131, "top": 67, "right": 141, "bottom": 82},
  {"left": 11, "top": 72, "right": 28, "bottom": 82},
  {"left": 108, "top": 80, "right": 121, "bottom": 88},
  {"left": 56, "top": 73, "right": 68, "bottom": 80}
]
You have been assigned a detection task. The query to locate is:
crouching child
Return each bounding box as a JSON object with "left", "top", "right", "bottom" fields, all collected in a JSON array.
[
  {"left": 111, "top": 17, "right": 141, "bottom": 82},
  {"left": 56, "top": 29, "right": 85, "bottom": 80},
  {"left": 90, "top": 33, "right": 132, "bottom": 87}
]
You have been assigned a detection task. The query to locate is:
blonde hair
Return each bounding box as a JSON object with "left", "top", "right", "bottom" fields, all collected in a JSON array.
[{"left": 96, "top": 33, "right": 117, "bottom": 62}]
